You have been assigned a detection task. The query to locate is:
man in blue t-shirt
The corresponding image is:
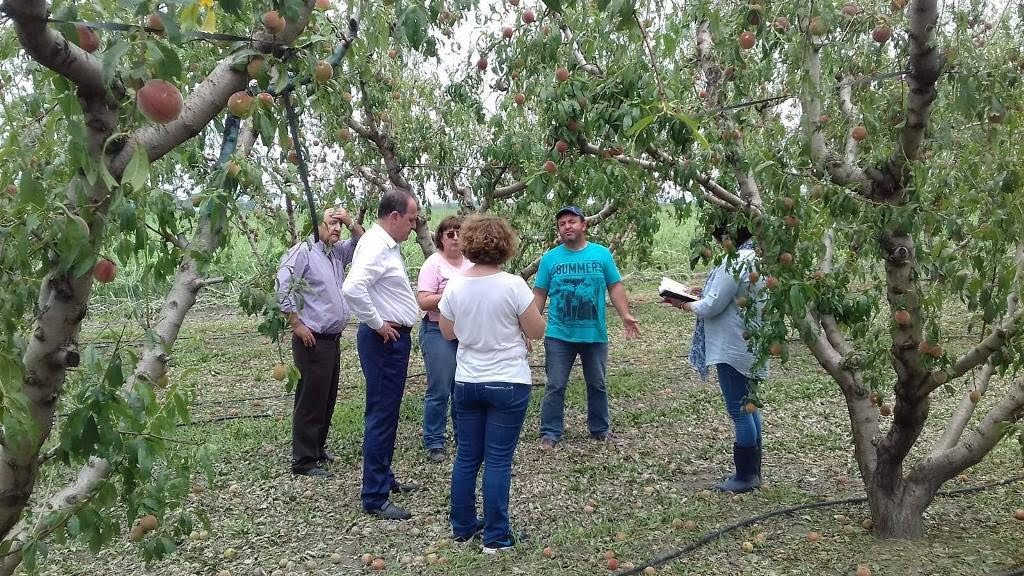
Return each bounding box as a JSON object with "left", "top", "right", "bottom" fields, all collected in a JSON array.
[{"left": 533, "top": 206, "right": 641, "bottom": 450}]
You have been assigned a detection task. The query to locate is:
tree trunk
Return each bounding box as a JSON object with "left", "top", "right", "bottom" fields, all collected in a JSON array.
[{"left": 868, "top": 477, "right": 934, "bottom": 539}]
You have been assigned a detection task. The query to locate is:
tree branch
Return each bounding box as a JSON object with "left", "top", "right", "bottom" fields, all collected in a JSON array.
[
  {"left": 926, "top": 307, "right": 1024, "bottom": 396},
  {"left": 800, "top": 39, "right": 870, "bottom": 192},
  {"left": 6, "top": 0, "right": 108, "bottom": 99},
  {"left": 889, "top": 0, "right": 942, "bottom": 178},
  {"left": 838, "top": 75, "right": 863, "bottom": 166},
  {"left": 559, "top": 24, "right": 603, "bottom": 78},
  {"left": 931, "top": 245, "right": 1024, "bottom": 453},
  {"left": 913, "top": 377, "right": 1024, "bottom": 488},
  {"left": 0, "top": 457, "right": 110, "bottom": 576},
  {"left": 643, "top": 145, "right": 749, "bottom": 212},
  {"left": 145, "top": 223, "right": 187, "bottom": 250},
  {"left": 356, "top": 165, "right": 389, "bottom": 193}
]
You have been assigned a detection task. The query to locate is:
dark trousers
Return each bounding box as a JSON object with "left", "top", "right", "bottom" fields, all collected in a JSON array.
[
  {"left": 291, "top": 333, "right": 341, "bottom": 471},
  {"left": 356, "top": 323, "right": 412, "bottom": 510}
]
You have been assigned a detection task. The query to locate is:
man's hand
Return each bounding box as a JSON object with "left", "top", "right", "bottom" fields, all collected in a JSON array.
[
  {"left": 324, "top": 206, "right": 353, "bottom": 227},
  {"left": 376, "top": 323, "right": 399, "bottom": 343},
  {"left": 622, "top": 314, "right": 640, "bottom": 339},
  {"left": 292, "top": 320, "right": 316, "bottom": 348}
]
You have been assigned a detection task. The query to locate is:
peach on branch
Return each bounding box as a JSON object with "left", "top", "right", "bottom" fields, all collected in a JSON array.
[
  {"left": 315, "top": 0, "right": 331, "bottom": 11},
  {"left": 543, "top": 160, "right": 557, "bottom": 174},
  {"left": 852, "top": 125, "right": 868, "bottom": 141},
  {"left": 522, "top": 9, "right": 536, "bottom": 23},
  {"left": 738, "top": 31, "right": 756, "bottom": 50},
  {"left": 555, "top": 67, "right": 570, "bottom": 82},
  {"left": 137, "top": 79, "right": 183, "bottom": 124},
  {"left": 314, "top": 60, "right": 334, "bottom": 82},
  {"left": 227, "top": 91, "right": 254, "bottom": 117},
  {"left": 93, "top": 259, "right": 117, "bottom": 283},
  {"left": 76, "top": 25, "right": 101, "bottom": 53},
  {"left": 262, "top": 10, "right": 286, "bottom": 34},
  {"left": 246, "top": 56, "right": 264, "bottom": 77},
  {"left": 146, "top": 13, "right": 164, "bottom": 33},
  {"left": 514, "top": 93, "right": 526, "bottom": 106},
  {"left": 872, "top": 25, "right": 892, "bottom": 43},
  {"left": 773, "top": 16, "right": 790, "bottom": 31},
  {"left": 808, "top": 16, "right": 829, "bottom": 36},
  {"left": 503, "top": 25, "right": 515, "bottom": 39},
  {"left": 893, "top": 309, "right": 911, "bottom": 326},
  {"left": 477, "top": 56, "right": 488, "bottom": 71}
]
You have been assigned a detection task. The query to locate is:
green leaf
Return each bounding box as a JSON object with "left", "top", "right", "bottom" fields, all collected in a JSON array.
[
  {"left": 672, "top": 112, "right": 709, "bottom": 149},
  {"left": 401, "top": 6, "right": 429, "bottom": 50},
  {"left": 101, "top": 40, "right": 132, "bottom": 88},
  {"left": 16, "top": 172, "right": 46, "bottom": 209},
  {"left": 626, "top": 114, "right": 656, "bottom": 138},
  {"left": 217, "top": 0, "right": 243, "bottom": 14},
  {"left": 149, "top": 41, "right": 183, "bottom": 80},
  {"left": 541, "top": 0, "right": 563, "bottom": 13},
  {"left": 122, "top": 145, "right": 150, "bottom": 192},
  {"left": 172, "top": 391, "right": 190, "bottom": 425}
]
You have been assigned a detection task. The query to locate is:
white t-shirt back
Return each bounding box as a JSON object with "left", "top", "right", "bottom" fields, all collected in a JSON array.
[{"left": 438, "top": 271, "right": 535, "bottom": 385}]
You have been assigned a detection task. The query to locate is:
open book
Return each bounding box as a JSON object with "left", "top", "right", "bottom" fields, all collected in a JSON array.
[{"left": 659, "top": 277, "right": 701, "bottom": 302}]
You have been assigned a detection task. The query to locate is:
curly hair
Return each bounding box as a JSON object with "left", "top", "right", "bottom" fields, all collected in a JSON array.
[
  {"left": 460, "top": 214, "right": 519, "bottom": 266},
  {"left": 433, "top": 215, "right": 463, "bottom": 252}
]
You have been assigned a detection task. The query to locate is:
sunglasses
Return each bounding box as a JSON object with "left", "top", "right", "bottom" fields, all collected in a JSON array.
[{"left": 444, "top": 229, "right": 460, "bottom": 239}]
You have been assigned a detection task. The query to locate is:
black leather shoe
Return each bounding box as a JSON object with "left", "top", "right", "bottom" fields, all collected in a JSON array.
[
  {"left": 426, "top": 448, "right": 447, "bottom": 463},
  {"left": 292, "top": 466, "right": 333, "bottom": 478},
  {"left": 318, "top": 449, "right": 337, "bottom": 464},
  {"left": 365, "top": 501, "right": 412, "bottom": 520},
  {"left": 390, "top": 481, "right": 420, "bottom": 494}
]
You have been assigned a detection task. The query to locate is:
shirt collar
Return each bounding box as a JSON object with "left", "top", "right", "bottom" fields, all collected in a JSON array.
[
  {"left": 370, "top": 223, "right": 399, "bottom": 250},
  {"left": 308, "top": 234, "right": 330, "bottom": 254}
]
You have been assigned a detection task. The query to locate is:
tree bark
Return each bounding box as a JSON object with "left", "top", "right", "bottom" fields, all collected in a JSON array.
[
  {"left": 0, "top": 0, "right": 317, "bottom": 562},
  {"left": 868, "top": 480, "right": 932, "bottom": 539}
]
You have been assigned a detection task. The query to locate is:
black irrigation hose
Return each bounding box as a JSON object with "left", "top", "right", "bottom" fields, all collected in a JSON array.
[
  {"left": 617, "top": 474, "right": 1024, "bottom": 576},
  {"left": 178, "top": 413, "right": 275, "bottom": 426}
]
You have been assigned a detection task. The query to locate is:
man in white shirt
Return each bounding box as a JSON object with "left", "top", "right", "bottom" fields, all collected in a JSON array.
[{"left": 342, "top": 188, "right": 422, "bottom": 521}]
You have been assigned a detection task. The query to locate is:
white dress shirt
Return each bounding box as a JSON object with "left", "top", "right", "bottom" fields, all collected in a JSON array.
[{"left": 342, "top": 223, "right": 420, "bottom": 330}]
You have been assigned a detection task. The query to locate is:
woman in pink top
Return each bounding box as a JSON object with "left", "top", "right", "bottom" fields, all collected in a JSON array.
[{"left": 417, "top": 216, "right": 474, "bottom": 462}]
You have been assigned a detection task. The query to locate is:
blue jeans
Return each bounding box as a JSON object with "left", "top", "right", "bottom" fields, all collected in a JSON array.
[
  {"left": 717, "top": 363, "right": 762, "bottom": 448},
  {"left": 539, "top": 337, "right": 609, "bottom": 442},
  {"left": 357, "top": 323, "right": 412, "bottom": 510},
  {"left": 450, "top": 382, "right": 530, "bottom": 544},
  {"left": 420, "top": 320, "right": 458, "bottom": 450}
]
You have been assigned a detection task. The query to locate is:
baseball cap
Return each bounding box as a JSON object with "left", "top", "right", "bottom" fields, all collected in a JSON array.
[{"left": 555, "top": 205, "right": 585, "bottom": 219}]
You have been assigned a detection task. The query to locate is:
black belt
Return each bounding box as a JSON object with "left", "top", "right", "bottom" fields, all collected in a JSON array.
[
  {"left": 385, "top": 322, "right": 413, "bottom": 333},
  {"left": 311, "top": 331, "right": 341, "bottom": 341}
]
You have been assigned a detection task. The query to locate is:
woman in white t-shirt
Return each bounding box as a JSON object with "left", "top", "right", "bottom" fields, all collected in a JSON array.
[
  {"left": 417, "top": 216, "right": 474, "bottom": 463},
  {"left": 438, "top": 214, "right": 546, "bottom": 554}
]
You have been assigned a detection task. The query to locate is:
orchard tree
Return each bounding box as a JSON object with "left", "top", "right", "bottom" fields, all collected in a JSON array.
[
  {"left": 318, "top": 0, "right": 1024, "bottom": 539},
  {"left": 0, "top": 0, "right": 356, "bottom": 571}
]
